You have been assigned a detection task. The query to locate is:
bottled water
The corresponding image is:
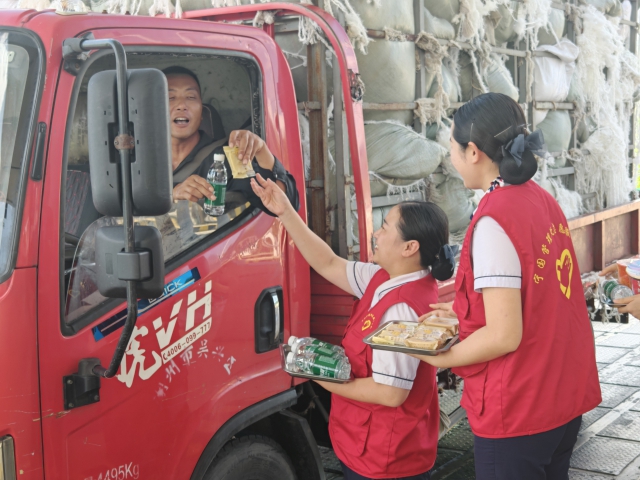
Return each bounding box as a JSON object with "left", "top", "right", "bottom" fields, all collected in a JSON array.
[
  {"left": 288, "top": 336, "right": 345, "bottom": 357},
  {"left": 204, "top": 153, "right": 227, "bottom": 216},
  {"left": 286, "top": 351, "right": 351, "bottom": 380}
]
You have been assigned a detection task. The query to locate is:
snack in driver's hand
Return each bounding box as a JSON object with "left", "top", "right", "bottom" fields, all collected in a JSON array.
[
  {"left": 224, "top": 145, "right": 255, "bottom": 179},
  {"left": 421, "top": 316, "right": 459, "bottom": 336}
]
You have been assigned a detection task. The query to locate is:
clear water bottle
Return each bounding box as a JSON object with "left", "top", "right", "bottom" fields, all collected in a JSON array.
[
  {"left": 286, "top": 351, "right": 350, "bottom": 380},
  {"left": 288, "top": 336, "right": 345, "bottom": 357},
  {"left": 204, "top": 154, "right": 227, "bottom": 216}
]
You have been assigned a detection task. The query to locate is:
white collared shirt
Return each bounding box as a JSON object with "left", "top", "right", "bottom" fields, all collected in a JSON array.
[
  {"left": 472, "top": 216, "right": 522, "bottom": 292},
  {"left": 346, "top": 261, "right": 428, "bottom": 390}
]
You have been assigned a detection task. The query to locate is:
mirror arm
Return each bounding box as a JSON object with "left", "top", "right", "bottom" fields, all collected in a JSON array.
[{"left": 73, "top": 39, "right": 139, "bottom": 379}]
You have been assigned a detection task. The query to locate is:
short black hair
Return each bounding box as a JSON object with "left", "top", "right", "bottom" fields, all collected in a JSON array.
[{"left": 163, "top": 66, "right": 201, "bottom": 93}]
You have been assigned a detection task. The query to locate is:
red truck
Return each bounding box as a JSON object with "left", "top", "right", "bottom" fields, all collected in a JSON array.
[{"left": 1, "top": 3, "right": 639, "bottom": 480}]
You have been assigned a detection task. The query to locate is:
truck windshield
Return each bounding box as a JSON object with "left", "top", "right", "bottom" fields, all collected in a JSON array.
[{"left": 0, "top": 31, "right": 39, "bottom": 281}]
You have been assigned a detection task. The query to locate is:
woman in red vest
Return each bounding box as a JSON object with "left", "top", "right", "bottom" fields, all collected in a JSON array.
[
  {"left": 413, "top": 93, "right": 601, "bottom": 480},
  {"left": 251, "top": 176, "right": 455, "bottom": 479}
]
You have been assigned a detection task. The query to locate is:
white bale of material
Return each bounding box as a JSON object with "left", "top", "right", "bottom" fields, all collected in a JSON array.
[
  {"left": 426, "top": 60, "right": 461, "bottom": 104},
  {"left": 424, "top": 6, "right": 456, "bottom": 40},
  {"left": 533, "top": 39, "right": 579, "bottom": 126},
  {"left": 493, "top": 2, "right": 521, "bottom": 45},
  {"left": 425, "top": 117, "right": 452, "bottom": 141},
  {"left": 458, "top": 52, "right": 484, "bottom": 101},
  {"left": 358, "top": 40, "right": 416, "bottom": 124},
  {"left": 534, "top": 39, "right": 580, "bottom": 102},
  {"left": 485, "top": 55, "right": 519, "bottom": 101},
  {"left": 537, "top": 176, "right": 583, "bottom": 219},
  {"left": 369, "top": 175, "right": 424, "bottom": 196},
  {"left": 431, "top": 176, "right": 475, "bottom": 233},
  {"left": 459, "top": 53, "right": 519, "bottom": 102},
  {"left": 537, "top": 8, "right": 565, "bottom": 46},
  {"left": 351, "top": 0, "right": 415, "bottom": 32},
  {"left": 424, "top": 0, "right": 460, "bottom": 23},
  {"left": 364, "top": 121, "right": 448, "bottom": 179},
  {"left": 619, "top": 0, "right": 632, "bottom": 41},
  {"left": 580, "top": 0, "right": 622, "bottom": 16},
  {"left": 536, "top": 110, "right": 572, "bottom": 165}
]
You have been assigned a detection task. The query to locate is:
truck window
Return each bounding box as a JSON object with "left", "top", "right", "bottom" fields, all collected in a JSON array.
[
  {"left": 63, "top": 51, "right": 263, "bottom": 329},
  {"left": 0, "top": 31, "right": 42, "bottom": 283}
]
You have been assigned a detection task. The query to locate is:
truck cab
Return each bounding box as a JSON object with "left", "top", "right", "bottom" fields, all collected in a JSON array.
[{"left": 0, "top": 6, "right": 373, "bottom": 479}]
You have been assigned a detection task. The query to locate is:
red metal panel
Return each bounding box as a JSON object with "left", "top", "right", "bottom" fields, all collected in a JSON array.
[{"left": 0, "top": 268, "right": 44, "bottom": 480}]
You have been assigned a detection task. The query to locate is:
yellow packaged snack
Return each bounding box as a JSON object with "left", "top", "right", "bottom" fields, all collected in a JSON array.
[
  {"left": 224, "top": 146, "right": 255, "bottom": 179},
  {"left": 421, "top": 316, "right": 458, "bottom": 336},
  {"left": 405, "top": 337, "right": 441, "bottom": 350}
]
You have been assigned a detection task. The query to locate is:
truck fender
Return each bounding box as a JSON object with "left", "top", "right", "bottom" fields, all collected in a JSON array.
[{"left": 189, "top": 388, "right": 300, "bottom": 480}]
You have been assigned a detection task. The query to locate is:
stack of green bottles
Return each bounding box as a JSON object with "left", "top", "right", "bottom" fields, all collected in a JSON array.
[{"left": 285, "top": 336, "right": 351, "bottom": 380}]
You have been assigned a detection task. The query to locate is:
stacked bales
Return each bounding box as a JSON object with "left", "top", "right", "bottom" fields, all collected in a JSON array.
[{"left": 64, "top": 0, "right": 640, "bottom": 232}]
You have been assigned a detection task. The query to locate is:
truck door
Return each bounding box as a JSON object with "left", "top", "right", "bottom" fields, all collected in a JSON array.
[{"left": 36, "top": 21, "right": 307, "bottom": 479}]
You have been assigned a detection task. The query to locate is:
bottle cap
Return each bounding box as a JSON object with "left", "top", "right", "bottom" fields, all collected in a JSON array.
[
  {"left": 213, "top": 153, "right": 225, "bottom": 162},
  {"left": 287, "top": 336, "right": 297, "bottom": 346},
  {"left": 286, "top": 352, "right": 295, "bottom": 365}
]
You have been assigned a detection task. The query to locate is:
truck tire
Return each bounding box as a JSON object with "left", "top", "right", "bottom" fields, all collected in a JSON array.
[{"left": 204, "top": 435, "right": 297, "bottom": 480}]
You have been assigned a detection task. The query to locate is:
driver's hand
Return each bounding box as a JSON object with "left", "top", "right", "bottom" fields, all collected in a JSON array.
[
  {"left": 229, "top": 130, "right": 271, "bottom": 169},
  {"left": 173, "top": 175, "right": 215, "bottom": 203},
  {"left": 421, "top": 302, "right": 457, "bottom": 321}
]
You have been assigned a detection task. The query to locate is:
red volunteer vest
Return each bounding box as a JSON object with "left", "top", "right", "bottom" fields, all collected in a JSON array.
[
  {"left": 329, "top": 269, "right": 440, "bottom": 479},
  {"left": 452, "top": 181, "right": 601, "bottom": 438}
]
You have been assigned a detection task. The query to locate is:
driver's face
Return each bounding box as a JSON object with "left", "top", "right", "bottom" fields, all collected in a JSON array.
[{"left": 167, "top": 74, "right": 203, "bottom": 141}]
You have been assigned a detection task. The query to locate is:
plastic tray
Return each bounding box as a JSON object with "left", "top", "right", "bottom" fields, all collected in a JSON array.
[
  {"left": 363, "top": 321, "right": 459, "bottom": 356},
  {"left": 279, "top": 344, "right": 353, "bottom": 384}
]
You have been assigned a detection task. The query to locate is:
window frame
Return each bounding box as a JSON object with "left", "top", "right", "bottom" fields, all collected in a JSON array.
[
  {"left": 60, "top": 45, "right": 266, "bottom": 336},
  {"left": 0, "top": 28, "right": 45, "bottom": 285}
]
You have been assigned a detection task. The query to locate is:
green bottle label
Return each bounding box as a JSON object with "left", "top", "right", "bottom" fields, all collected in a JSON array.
[
  {"left": 303, "top": 345, "right": 337, "bottom": 357},
  {"left": 204, "top": 184, "right": 226, "bottom": 208},
  {"left": 603, "top": 280, "right": 618, "bottom": 298},
  {"left": 309, "top": 355, "right": 340, "bottom": 378}
]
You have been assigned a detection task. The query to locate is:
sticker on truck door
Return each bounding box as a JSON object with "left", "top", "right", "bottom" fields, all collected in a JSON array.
[
  {"left": 117, "top": 279, "right": 215, "bottom": 388},
  {"left": 92, "top": 268, "right": 201, "bottom": 341}
]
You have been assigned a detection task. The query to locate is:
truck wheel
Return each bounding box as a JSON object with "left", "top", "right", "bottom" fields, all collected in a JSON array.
[{"left": 204, "top": 434, "right": 297, "bottom": 480}]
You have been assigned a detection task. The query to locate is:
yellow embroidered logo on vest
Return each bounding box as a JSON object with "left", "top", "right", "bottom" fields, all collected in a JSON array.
[
  {"left": 362, "top": 313, "right": 375, "bottom": 331},
  {"left": 555, "top": 248, "right": 574, "bottom": 299}
]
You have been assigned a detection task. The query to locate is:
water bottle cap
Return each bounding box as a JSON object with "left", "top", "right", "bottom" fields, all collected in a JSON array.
[
  {"left": 286, "top": 352, "right": 295, "bottom": 364},
  {"left": 287, "top": 336, "right": 298, "bottom": 346},
  {"left": 213, "top": 153, "right": 225, "bottom": 162}
]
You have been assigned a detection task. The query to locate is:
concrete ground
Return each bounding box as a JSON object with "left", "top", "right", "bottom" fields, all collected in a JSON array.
[{"left": 320, "top": 318, "right": 640, "bottom": 479}]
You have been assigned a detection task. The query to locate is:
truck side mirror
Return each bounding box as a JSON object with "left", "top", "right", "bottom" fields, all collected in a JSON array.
[
  {"left": 87, "top": 68, "right": 172, "bottom": 299},
  {"left": 88, "top": 68, "right": 172, "bottom": 216}
]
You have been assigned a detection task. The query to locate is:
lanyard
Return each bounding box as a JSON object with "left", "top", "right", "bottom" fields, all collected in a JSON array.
[{"left": 470, "top": 176, "right": 505, "bottom": 220}]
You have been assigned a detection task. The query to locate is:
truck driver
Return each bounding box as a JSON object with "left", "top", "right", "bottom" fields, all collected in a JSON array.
[{"left": 164, "top": 66, "right": 299, "bottom": 214}]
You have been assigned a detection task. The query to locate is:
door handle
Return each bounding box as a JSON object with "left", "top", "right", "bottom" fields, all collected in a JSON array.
[
  {"left": 271, "top": 292, "right": 280, "bottom": 343},
  {"left": 254, "top": 286, "right": 283, "bottom": 353}
]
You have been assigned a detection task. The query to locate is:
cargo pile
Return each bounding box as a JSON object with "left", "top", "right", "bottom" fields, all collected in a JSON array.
[{"left": 13, "top": 0, "right": 639, "bottom": 246}]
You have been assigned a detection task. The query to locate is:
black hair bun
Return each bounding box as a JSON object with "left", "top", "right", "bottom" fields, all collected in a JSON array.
[
  {"left": 431, "top": 244, "right": 457, "bottom": 281},
  {"left": 499, "top": 149, "right": 538, "bottom": 185}
]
